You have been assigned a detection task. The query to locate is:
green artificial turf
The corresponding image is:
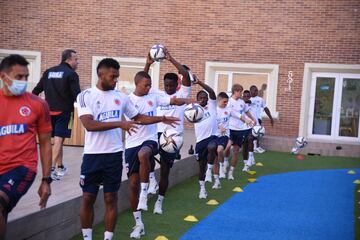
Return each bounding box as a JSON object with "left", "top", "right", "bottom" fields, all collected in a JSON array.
[{"left": 71, "top": 151, "right": 360, "bottom": 240}]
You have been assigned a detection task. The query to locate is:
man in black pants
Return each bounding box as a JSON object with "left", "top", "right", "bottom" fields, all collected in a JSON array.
[{"left": 32, "top": 49, "right": 80, "bottom": 180}]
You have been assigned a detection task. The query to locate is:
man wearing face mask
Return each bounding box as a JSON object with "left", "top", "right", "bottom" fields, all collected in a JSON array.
[
  {"left": 32, "top": 49, "right": 81, "bottom": 180},
  {"left": 0, "top": 54, "right": 52, "bottom": 239}
]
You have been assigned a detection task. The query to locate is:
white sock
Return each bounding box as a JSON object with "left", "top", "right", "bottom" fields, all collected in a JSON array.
[
  {"left": 149, "top": 171, "right": 155, "bottom": 179},
  {"left": 157, "top": 195, "right": 164, "bottom": 203},
  {"left": 104, "top": 231, "right": 113, "bottom": 240},
  {"left": 253, "top": 140, "right": 257, "bottom": 149},
  {"left": 82, "top": 228, "right": 92, "bottom": 240},
  {"left": 140, "top": 182, "right": 149, "bottom": 196},
  {"left": 244, "top": 160, "right": 248, "bottom": 166},
  {"left": 230, "top": 166, "right": 234, "bottom": 171},
  {"left": 214, "top": 175, "right": 219, "bottom": 181},
  {"left": 199, "top": 180, "right": 205, "bottom": 189},
  {"left": 207, "top": 164, "right": 213, "bottom": 171},
  {"left": 224, "top": 157, "right": 229, "bottom": 163},
  {"left": 133, "top": 211, "right": 143, "bottom": 226},
  {"left": 220, "top": 162, "right": 224, "bottom": 167},
  {"left": 249, "top": 152, "right": 254, "bottom": 160}
]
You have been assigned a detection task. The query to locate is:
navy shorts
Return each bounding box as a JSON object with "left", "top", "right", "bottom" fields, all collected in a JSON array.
[
  {"left": 195, "top": 135, "right": 218, "bottom": 162},
  {"left": 80, "top": 151, "right": 123, "bottom": 194},
  {"left": 125, "top": 140, "right": 159, "bottom": 177},
  {"left": 158, "top": 132, "right": 177, "bottom": 168},
  {"left": 51, "top": 111, "right": 72, "bottom": 138},
  {"left": 217, "top": 136, "right": 230, "bottom": 149},
  {"left": 0, "top": 166, "right": 36, "bottom": 213},
  {"left": 230, "top": 129, "right": 252, "bottom": 147}
]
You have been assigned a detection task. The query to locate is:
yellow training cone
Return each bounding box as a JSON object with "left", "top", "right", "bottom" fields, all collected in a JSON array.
[
  {"left": 247, "top": 170, "right": 257, "bottom": 175},
  {"left": 184, "top": 215, "right": 198, "bottom": 222},
  {"left": 155, "top": 236, "right": 169, "bottom": 240},
  {"left": 354, "top": 180, "right": 360, "bottom": 184},
  {"left": 348, "top": 170, "right": 356, "bottom": 174},
  {"left": 207, "top": 199, "right": 219, "bottom": 205},
  {"left": 256, "top": 162, "right": 264, "bottom": 167},
  {"left": 233, "top": 187, "right": 243, "bottom": 192},
  {"left": 248, "top": 178, "right": 257, "bottom": 183}
]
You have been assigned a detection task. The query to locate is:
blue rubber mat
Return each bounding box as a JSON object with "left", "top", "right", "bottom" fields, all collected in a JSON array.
[{"left": 181, "top": 169, "right": 359, "bottom": 240}]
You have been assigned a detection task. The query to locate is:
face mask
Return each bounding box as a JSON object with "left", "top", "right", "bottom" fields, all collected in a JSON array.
[{"left": 6, "top": 79, "right": 28, "bottom": 95}]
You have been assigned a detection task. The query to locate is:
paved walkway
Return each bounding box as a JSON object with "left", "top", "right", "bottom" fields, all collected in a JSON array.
[{"left": 8, "top": 129, "right": 196, "bottom": 222}]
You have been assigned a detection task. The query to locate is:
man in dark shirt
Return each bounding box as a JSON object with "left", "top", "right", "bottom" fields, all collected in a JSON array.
[{"left": 32, "top": 49, "right": 80, "bottom": 180}]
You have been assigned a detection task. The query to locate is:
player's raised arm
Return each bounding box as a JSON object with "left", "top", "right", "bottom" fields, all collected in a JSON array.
[
  {"left": 132, "top": 114, "right": 179, "bottom": 128},
  {"left": 144, "top": 53, "right": 155, "bottom": 73},
  {"left": 193, "top": 75, "right": 216, "bottom": 100},
  {"left": 164, "top": 47, "right": 191, "bottom": 87},
  {"left": 264, "top": 107, "right": 274, "bottom": 126}
]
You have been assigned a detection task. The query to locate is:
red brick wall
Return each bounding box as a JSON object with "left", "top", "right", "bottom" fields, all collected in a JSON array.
[{"left": 1, "top": 0, "right": 359, "bottom": 137}]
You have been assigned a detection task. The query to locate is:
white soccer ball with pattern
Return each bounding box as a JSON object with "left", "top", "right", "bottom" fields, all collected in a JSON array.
[
  {"left": 159, "top": 129, "right": 184, "bottom": 153},
  {"left": 296, "top": 137, "right": 307, "bottom": 148},
  {"left": 149, "top": 44, "right": 166, "bottom": 61},
  {"left": 252, "top": 125, "right": 265, "bottom": 137},
  {"left": 184, "top": 103, "right": 204, "bottom": 123}
]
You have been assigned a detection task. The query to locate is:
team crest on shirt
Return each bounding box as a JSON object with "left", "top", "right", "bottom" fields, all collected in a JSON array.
[
  {"left": 148, "top": 101, "right": 153, "bottom": 106},
  {"left": 224, "top": 111, "right": 228, "bottom": 115},
  {"left": 19, "top": 106, "right": 31, "bottom": 117},
  {"left": 114, "top": 99, "right": 121, "bottom": 105}
]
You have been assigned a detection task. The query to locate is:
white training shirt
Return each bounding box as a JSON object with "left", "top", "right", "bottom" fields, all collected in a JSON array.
[
  {"left": 194, "top": 99, "right": 218, "bottom": 143},
  {"left": 250, "top": 96, "right": 266, "bottom": 123},
  {"left": 76, "top": 87, "right": 138, "bottom": 154},
  {"left": 217, "top": 106, "right": 231, "bottom": 137},
  {"left": 125, "top": 92, "right": 170, "bottom": 149},
  {"left": 156, "top": 85, "right": 191, "bottom": 133},
  {"left": 229, "top": 97, "right": 250, "bottom": 131}
]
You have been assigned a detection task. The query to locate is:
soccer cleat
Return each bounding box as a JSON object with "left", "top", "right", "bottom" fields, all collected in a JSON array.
[
  {"left": 130, "top": 224, "right": 145, "bottom": 239},
  {"left": 248, "top": 158, "right": 256, "bottom": 167},
  {"left": 219, "top": 170, "right": 226, "bottom": 179},
  {"left": 51, "top": 170, "right": 60, "bottom": 181},
  {"left": 137, "top": 195, "right": 148, "bottom": 211},
  {"left": 148, "top": 179, "right": 159, "bottom": 194},
  {"left": 153, "top": 200, "right": 163, "bottom": 214},
  {"left": 199, "top": 188, "right": 207, "bottom": 199},
  {"left": 205, "top": 169, "right": 212, "bottom": 182},
  {"left": 212, "top": 181, "right": 221, "bottom": 189},
  {"left": 56, "top": 166, "right": 68, "bottom": 177},
  {"left": 255, "top": 147, "right": 265, "bottom": 153},
  {"left": 242, "top": 165, "right": 250, "bottom": 172},
  {"left": 227, "top": 170, "right": 234, "bottom": 180}
]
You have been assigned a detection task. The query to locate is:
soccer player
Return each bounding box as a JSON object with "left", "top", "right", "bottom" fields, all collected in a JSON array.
[
  {"left": 192, "top": 76, "right": 218, "bottom": 199},
  {"left": 0, "top": 55, "right": 52, "bottom": 239},
  {"left": 228, "top": 84, "right": 256, "bottom": 180},
  {"left": 250, "top": 85, "right": 274, "bottom": 153},
  {"left": 125, "top": 70, "right": 193, "bottom": 238},
  {"left": 215, "top": 92, "right": 232, "bottom": 184},
  {"left": 242, "top": 90, "right": 256, "bottom": 167},
  {"left": 77, "top": 59, "right": 179, "bottom": 240},
  {"left": 144, "top": 49, "right": 192, "bottom": 214}
]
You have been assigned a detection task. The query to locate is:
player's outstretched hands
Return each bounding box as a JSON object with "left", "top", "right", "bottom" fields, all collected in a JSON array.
[
  {"left": 192, "top": 74, "right": 200, "bottom": 84},
  {"left": 38, "top": 181, "right": 51, "bottom": 209},
  {"left": 119, "top": 120, "right": 139, "bottom": 136},
  {"left": 163, "top": 46, "right": 172, "bottom": 61},
  {"left": 162, "top": 116, "right": 180, "bottom": 128},
  {"left": 146, "top": 52, "right": 155, "bottom": 65}
]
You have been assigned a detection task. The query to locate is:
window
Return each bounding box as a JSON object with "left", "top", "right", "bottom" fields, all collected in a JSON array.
[
  {"left": 299, "top": 63, "right": 360, "bottom": 143},
  {"left": 0, "top": 49, "right": 41, "bottom": 92},
  {"left": 91, "top": 56, "right": 160, "bottom": 94},
  {"left": 205, "top": 62, "right": 279, "bottom": 118}
]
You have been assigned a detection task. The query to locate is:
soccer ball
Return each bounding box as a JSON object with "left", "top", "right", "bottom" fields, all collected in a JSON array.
[
  {"left": 184, "top": 103, "right": 204, "bottom": 123},
  {"left": 296, "top": 137, "right": 307, "bottom": 148},
  {"left": 252, "top": 125, "right": 265, "bottom": 138},
  {"left": 159, "top": 129, "right": 184, "bottom": 153},
  {"left": 149, "top": 44, "right": 166, "bottom": 61}
]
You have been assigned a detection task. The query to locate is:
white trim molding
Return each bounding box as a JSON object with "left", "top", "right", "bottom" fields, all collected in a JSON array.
[
  {"left": 205, "top": 61, "right": 279, "bottom": 118},
  {"left": 299, "top": 63, "right": 360, "bottom": 144}
]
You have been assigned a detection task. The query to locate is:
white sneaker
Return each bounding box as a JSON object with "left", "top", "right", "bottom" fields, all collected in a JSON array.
[
  {"left": 130, "top": 224, "right": 145, "bottom": 239},
  {"left": 137, "top": 195, "right": 148, "bottom": 211},
  {"left": 148, "top": 179, "right": 159, "bottom": 194},
  {"left": 255, "top": 147, "right": 265, "bottom": 153},
  {"left": 212, "top": 181, "right": 221, "bottom": 189},
  {"left": 248, "top": 158, "right": 256, "bottom": 167},
  {"left": 153, "top": 200, "right": 163, "bottom": 214},
  {"left": 205, "top": 169, "right": 212, "bottom": 183},
  {"left": 227, "top": 170, "right": 234, "bottom": 180},
  {"left": 51, "top": 169, "right": 60, "bottom": 181},
  {"left": 242, "top": 165, "right": 250, "bottom": 172},
  {"left": 199, "top": 189, "right": 207, "bottom": 199},
  {"left": 56, "top": 166, "right": 68, "bottom": 177}
]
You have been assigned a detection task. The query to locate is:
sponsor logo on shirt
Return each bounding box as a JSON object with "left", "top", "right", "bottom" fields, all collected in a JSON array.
[
  {"left": 97, "top": 110, "right": 120, "bottom": 122},
  {"left": 19, "top": 106, "right": 31, "bottom": 117},
  {"left": 48, "top": 71, "right": 64, "bottom": 79},
  {"left": 201, "top": 112, "right": 211, "bottom": 121},
  {"left": 0, "top": 124, "right": 28, "bottom": 136}
]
